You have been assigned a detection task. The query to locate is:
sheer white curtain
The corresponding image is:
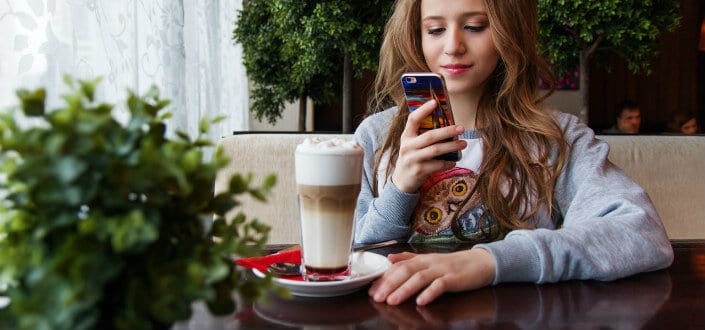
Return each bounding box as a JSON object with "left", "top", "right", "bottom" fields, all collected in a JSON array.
[{"left": 0, "top": 0, "right": 249, "bottom": 149}]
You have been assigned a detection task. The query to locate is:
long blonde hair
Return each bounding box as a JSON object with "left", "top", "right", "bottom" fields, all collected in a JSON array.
[{"left": 369, "top": 0, "right": 568, "bottom": 233}]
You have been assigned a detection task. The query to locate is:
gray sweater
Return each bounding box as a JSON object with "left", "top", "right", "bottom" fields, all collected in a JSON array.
[{"left": 352, "top": 107, "right": 673, "bottom": 284}]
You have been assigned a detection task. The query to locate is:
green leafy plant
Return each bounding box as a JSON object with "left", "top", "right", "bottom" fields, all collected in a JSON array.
[
  {"left": 538, "top": 0, "right": 681, "bottom": 121},
  {"left": 0, "top": 76, "right": 280, "bottom": 329},
  {"left": 233, "top": 0, "right": 394, "bottom": 132}
]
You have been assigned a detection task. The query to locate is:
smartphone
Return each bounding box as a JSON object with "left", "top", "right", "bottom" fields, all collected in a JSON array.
[{"left": 401, "top": 72, "right": 461, "bottom": 161}]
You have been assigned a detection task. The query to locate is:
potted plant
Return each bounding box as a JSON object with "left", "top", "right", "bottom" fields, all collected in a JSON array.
[
  {"left": 538, "top": 0, "right": 681, "bottom": 122},
  {"left": 233, "top": 0, "right": 394, "bottom": 132},
  {"left": 0, "top": 76, "right": 281, "bottom": 329}
]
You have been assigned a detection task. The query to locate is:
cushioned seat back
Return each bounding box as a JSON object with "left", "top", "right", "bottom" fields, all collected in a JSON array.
[
  {"left": 597, "top": 135, "right": 705, "bottom": 239},
  {"left": 215, "top": 133, "right": 705, "bottom": 243},
  {"left": 214, "top": 133, "right": 350, "bottom": 244}
]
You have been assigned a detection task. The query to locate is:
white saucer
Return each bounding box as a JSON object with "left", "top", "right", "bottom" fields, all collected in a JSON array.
[{"left": 252, "top": 251, "right": 391, "bottom": 297}]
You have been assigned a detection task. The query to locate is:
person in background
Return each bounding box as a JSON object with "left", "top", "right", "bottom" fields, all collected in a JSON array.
[
  {"left": 352, "top": 0, "right": 673, "bottom": 306},
  {"left": 668, "top": 111, "right": 699, "bottom": 134},
  {"left": 603, "top": 100, "right": 641, "bottom": 134}
]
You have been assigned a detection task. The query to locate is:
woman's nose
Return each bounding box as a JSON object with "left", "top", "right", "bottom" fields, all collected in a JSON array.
[{"left": 444, "top": 28, "right": 466, "bottom": 56}]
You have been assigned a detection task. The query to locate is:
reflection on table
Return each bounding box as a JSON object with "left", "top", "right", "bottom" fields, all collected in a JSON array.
[{"left": 173, "top": 240, "right": 705, "bottom": 330}]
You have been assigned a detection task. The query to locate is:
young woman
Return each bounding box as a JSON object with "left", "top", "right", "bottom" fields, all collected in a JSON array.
[
  {"left": 352, "top": 0, "right": 673, "bottom": 306},
  {"left": 668, "top": 111, "right": 699, "bottom": 134}
]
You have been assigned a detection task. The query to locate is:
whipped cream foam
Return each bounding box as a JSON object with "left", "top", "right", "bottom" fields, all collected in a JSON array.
[
  {"left": 295, "top": 138, "right": 363, "bottom": 186},
  {"left": 295, "top": 137, "right": 362, "bottom": 154}
]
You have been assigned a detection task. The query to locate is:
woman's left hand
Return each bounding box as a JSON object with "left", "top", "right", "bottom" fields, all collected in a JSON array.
[{"left": 369, "top": 248, "right": 496, "bottom": 305}]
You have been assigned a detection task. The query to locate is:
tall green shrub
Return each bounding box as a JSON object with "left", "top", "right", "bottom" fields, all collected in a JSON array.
[
  {"left": 233, "top": 0, "right": 393, "bottom": 132},
  {"left": 538, "top": 0, "right": 682, "bottom": 121}
]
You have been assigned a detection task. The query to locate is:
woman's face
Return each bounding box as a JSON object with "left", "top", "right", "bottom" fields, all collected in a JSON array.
[
  {"left": 680, "top": 118, "right": 698, "bottom": 134},
  {"left": 420, "top": 0, "right": 499, "bottom": 96}
]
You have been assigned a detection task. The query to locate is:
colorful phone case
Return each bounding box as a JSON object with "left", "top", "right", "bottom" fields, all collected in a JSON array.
[{"left": 401, "top": 72, "right": 461, "bottom": 161}]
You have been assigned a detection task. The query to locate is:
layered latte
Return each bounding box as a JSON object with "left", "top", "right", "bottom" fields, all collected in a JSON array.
[{"left": 295, "top": 138, "right": 363, "bottom": 281}]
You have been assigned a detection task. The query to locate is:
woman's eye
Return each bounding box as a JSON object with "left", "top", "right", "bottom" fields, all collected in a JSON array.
[
  {"left": 427, "top": 28, "right": 445, "bottom": 35},
  {"left": 465, "top": 25, "right": 486, "bottom": 32}
]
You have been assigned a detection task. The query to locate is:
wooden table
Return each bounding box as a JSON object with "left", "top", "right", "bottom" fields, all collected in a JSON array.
[{"left": 174, "top": 240, "right": 705, "bottom": 329}]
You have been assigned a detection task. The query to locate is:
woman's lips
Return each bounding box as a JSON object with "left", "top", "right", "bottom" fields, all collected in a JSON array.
[{"left": 441, "top": 64, "right": 472, "bottom": 75}]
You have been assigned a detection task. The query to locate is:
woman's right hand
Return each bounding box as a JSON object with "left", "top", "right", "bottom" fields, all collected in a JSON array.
[{"left": 391, "top": 100, "right": 466, "bottom": 193}]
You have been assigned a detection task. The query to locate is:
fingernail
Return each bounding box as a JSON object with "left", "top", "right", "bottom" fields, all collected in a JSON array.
[{"left": 456, "top": 125, "right": 465, "bottom": 133}]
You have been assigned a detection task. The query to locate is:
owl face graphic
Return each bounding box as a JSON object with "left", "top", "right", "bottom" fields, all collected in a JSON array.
[{"left": 412, "top": 168, "right": 480, "bottom": 236}]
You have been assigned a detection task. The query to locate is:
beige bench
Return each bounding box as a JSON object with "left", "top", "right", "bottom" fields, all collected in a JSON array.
[
  {"left": 215, "top": 133, "right": 705, "bottom": 243},
  {"left": 598, "top": 135, "right": 705, "bottom": 240}
]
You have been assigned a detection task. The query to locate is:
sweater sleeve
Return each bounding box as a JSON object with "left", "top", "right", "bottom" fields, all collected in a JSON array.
[
  {"left": 475, "top": 111, "right": 673, "bottom": 284},
  {"left": 352, "top": 109, "right": 419, "bottom": 244}
]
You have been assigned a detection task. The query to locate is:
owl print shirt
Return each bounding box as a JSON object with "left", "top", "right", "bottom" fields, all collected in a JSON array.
[
  {"left": 352, "top": 107, "right": 501, "bottom": 245},
  {"left": 407, "top": 133, "right": 503, "bottom": 244}
]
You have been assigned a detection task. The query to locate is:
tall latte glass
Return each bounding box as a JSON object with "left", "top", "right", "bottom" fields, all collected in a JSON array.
[{"left": 295, "top": 138, "right": 363, "bottom": 282}]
